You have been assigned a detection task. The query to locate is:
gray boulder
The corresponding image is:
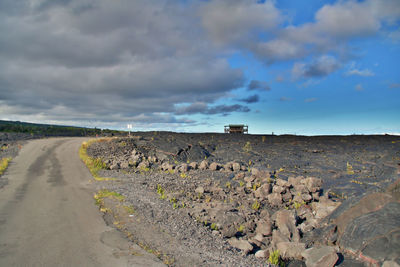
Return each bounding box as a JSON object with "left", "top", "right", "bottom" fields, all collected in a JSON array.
[{"left": 301, "top": 246, "right": 338, "bottom": 267}]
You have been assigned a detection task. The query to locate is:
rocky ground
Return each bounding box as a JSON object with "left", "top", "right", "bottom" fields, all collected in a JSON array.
[{"left": 86, "top": 132, "right": 400, "bottom": 266}]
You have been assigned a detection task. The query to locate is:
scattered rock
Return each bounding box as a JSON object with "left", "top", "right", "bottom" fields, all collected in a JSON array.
[
  {"left": 277, "top": 242, "right": 306, "bottom": 260},
  {"left": 301, "top": 246, "right": 338, "bottom": 267},
  {"left": 120, "top": 161, "right": 129, "bottom": 169},
  {"left": 189, "top": 162, "right": 198, "bottom": 170},
  {"left": 209, "top": 162, "right": 221, "bottom": 171},
  {"left": 254, "top": 184, "right": 271, "bottom": 199},
  {"left": 273, "top": 185, "right": 286, "bottom": 194},
  {"left": 304, "top": 177, "right": 322, "bottom": 193},
  {"left": 255, "top": 220, "right": 273, "bottom": 236},
  {"left": 232, "top": 162, "right": 241, "bottom": 172},
  {"left": 276, "top": 178, "right": 289, "bottom": 188},
  {"left": 275, "top": 209, "right": 300, "bottom": 242},
  {"left": 272, "top": 229, "right": 290, "bottom": 245},
  {"left": 255, "top": 249, "right": 270, "bottom": 259},
  {"left": 178, "top": 163, "right": 189, "bottom": 172},
  {"left": 224, "top": 162, "right": 233, "bottom": 171},
  {"left": 199, "top": 160, "right": 209, "bottom": 170},
  {"left": 195, "top": 187, "right": 205, "bottom": 195},
  {"left": 311, "top": 198, "right": 341, "bottom": 221},
  {"left": 267, "top": 193, "right": 282, "bottom": 206},
  {"left": 137, "top": 160, "right": 149, "bottom": 170},
  {"left": 221, "top": 225, "right": 237, "bottom": 238},
  {"left": 228, "top": 238, "right": 253, "bottom": 255}
]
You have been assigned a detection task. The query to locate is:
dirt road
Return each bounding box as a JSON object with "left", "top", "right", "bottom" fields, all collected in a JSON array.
[{"left": 0, "top": 138, "right": 164, "bottom": 267}]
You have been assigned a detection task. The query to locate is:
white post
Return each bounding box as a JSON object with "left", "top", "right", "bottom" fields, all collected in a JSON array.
[{"left": 127, "top": 124, "right": 132, "bottom": 136}]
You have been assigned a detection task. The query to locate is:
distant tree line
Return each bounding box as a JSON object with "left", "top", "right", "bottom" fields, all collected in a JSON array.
[{"left": 0, "top": 120, "right": 123, "bottom": 137}]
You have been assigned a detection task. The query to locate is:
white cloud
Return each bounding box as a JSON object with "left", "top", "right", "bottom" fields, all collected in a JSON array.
[
  {"left": 199, "top": 0, "right": 281, "bottom": 45},
  {"left": 315, "top": 1, "right": 380, "bottom": 38},
  {"left": 346, "top": 69, "right": 375, "bottom": 77}
]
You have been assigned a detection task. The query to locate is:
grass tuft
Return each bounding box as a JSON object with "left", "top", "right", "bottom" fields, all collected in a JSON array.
[
  {"left": 79, "top": 139, "right": 115, "bottom": 181},
  {"left": 0, "top": 157, "right": 12, "bottom": 175}
]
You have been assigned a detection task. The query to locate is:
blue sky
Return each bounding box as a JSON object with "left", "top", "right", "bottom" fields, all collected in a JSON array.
[{"left": 0, "top": 0, "right": 399, "bottom": 135}]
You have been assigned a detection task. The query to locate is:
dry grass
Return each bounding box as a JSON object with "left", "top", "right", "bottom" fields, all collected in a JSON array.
[
  {"left": 79, "top": 138, "right": 115, "bottom": 181},
  {"left": 0, "top": 157, "right": 12, "bottom": 175}
]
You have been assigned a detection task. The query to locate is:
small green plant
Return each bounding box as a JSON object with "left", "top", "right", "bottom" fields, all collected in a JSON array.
[
  {"left": 119, "top": 141, "right": 127, "bottom": 147},
  {"left": 157, "top": 184, "right": 166, "bottom": 200},
  {"left": 140, "top": 166, "right": 150, "bottom": 173},
  {"left": 239, "top": 181, "right": 245, "bottom": 187},
  {"left": 269, "top": 250, "right": 284, "bottom": 266},
  {"left": 180, "top": 172, "right": 187, "bottom": 178},
  {"left": 211, "top": 223, "right": 218, "bottom": 231},
  {"left": 293, "top": 201, "right": 305, "bottom": 209},
  {"left": 347, "top": 162, "right": 355, "bottom": 175},
  {"left": 94, "top": 189, "right": 125, "bottom": 212},
  {"left": 172, "top": 203, "right": 178, "bottom": 209},
  {"left": 225, "top": 181, "right": 231, "bottom": 189},
  {"left": 243, "top": 141, "right": 252, "bottom": 153},
  {"left": 237, "top": 224, "right": 245, "bottom": 233},
  {"left": 252, "top": 199, "right": 260, "bottom": 210},
  {"left": 123, "top": 205, "right": 135, "bottom": 214},
  {"left": 0, "top": 157, "right": 12, "bottom": 175},
  {"left": 252, "top": 182, "right": 261, "bottom": 191}
]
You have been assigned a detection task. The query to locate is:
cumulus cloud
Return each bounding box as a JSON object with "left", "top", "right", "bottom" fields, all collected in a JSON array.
[
  {"left": 199, "top": 0, "right": 281, "bottom": 45},
  {"left": 0, "top": 0, "right": 245, "bottom": 127},
  {"left": 247, "top": 80, "right": 271, "bottom": 91},
  {"left": 238, "top": 0, "right": 400, "bottom": 64}
]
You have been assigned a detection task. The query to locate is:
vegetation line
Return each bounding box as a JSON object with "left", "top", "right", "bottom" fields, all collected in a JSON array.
[
  {"left": 0, "top": 157, "right": 12, "bottom": 175},
  {"left": 79, "top": 138, "right": 115, "bottom": 181}
]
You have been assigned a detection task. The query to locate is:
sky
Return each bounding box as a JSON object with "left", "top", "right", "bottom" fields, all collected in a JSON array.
[{"left": 0, "top": 0, "right": 399, "bottom": 135}]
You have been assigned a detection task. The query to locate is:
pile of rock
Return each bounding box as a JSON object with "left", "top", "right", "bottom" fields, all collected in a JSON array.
[{"left": 183, "top": 169, "right": 342, "bottom": 264}]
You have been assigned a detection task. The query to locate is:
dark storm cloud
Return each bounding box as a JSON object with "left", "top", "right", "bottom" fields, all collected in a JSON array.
[
  {"left": 239, "top": 94, "right": 259, "bottom": 104},
  {"left": 0, "top": 0, "right": 245, "bottom": 126}
]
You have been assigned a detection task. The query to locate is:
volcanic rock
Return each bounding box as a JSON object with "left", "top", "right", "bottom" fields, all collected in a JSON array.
[{"left": 301, "top": 246, "right": 338, "bottom": 267}]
